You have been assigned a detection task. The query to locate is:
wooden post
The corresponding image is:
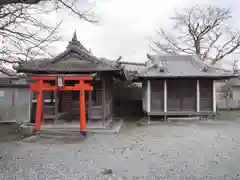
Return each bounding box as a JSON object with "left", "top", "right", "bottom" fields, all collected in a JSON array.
[
  {"left": 35, "top": 80, "right": 43, "bottom": 134},
  {"left": 79, "top": 80, "right": 86, "bottom": 135},
  {"left": 164, "top": 80, "right": 167, "bottom": 112},
  {"left": 88, "top": 91, "right": 92, "bottom": 123},
  {"left": 51, "top": 90, "right": 54, "bottom": 104},
  {"left": 213, "top": 80, "right": 216, "bottom": 113},
  {"left": 147, "top": 80, "right": 151, "bottom": 113},
  {"left": 42, "top": 91, "right": 45, "bottom": 125},
  {"left": 54, "top": 90, "right": 59, "bottom": 124},
  {"left": 164, "top": 80, "right": 167, "bottom": 122},
  {"left": 102, "top": 78, "right": 106, "bottom": 121},
  {"left": 196, "top": 80, "right": 200, "bottom": 112},
  {"left": 110, "top": 81, "right": 113, "bottom": 117}
]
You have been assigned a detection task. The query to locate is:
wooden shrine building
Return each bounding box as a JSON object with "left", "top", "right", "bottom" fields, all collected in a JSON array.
[
  {"left": 136, "top": 54, "right": 235, "bottom": 121},
  {"left": 15, "top": 31, "right": 126, "bottom": 134}
]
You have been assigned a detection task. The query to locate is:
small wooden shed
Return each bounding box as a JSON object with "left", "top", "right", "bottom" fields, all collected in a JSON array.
[{"left": 136, "top": 54, "right": 234, "bottom": 120}]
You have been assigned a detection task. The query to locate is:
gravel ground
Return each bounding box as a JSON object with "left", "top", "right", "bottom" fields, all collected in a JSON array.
[{"left": 1, "top": 121, "right": 240, "bottom": 180}]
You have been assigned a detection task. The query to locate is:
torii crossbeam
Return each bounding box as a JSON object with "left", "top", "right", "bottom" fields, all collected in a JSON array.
[{"left": 29, "top": 75, "right": 93, "bottom": 136}]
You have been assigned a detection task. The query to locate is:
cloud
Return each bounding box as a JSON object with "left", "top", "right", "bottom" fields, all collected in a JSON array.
[{"left": 49, "top": 0, "right": 240, "bottom": 65}]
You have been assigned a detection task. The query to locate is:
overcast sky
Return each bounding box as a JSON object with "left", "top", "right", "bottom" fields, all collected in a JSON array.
[{"left": 48, "top": 0, "right": 240, "bottom": 67}]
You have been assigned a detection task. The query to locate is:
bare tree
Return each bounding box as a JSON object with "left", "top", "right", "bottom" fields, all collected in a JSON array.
[
  {"left": 219, "top": 59, "right": 238, "bottom": 109},
  {"left": 0, "top": 0, "right": 96, "bottom": 74},
  {"left": 152, "top": 5, "right": 240, "bottom": 64},
  {"left": 0, "top": 0, "right": 96, "bottom": 23},
  {"left": 0, "top": 2, "right": 61, "bottom": 74},
  {"left": 1, "top": 0, "right": 41, "bottom": 5}
]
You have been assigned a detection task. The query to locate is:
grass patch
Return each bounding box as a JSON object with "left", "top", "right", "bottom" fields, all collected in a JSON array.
[{"left": 217, "top": 109, "right": 240, "bottom": 112}]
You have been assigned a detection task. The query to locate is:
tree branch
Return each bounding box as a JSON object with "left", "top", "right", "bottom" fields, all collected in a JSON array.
[
  {"left": 57, "top": 0, "right": 96, "bottom": 23},
  {"left": 0, "top": 3, "right": 61, "bottom": 66},
  {"left": 153, "top": 5, "right": 239, "bottom": 64},
  {"left": 1, "top": 0, "right": 97, "bottom": 23}
]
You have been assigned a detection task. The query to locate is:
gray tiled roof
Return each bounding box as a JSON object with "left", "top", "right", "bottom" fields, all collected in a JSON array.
[
  {"left": 137, "top": 54, "right": 235, "bottom": 79},
  {"left": 120, "top": 61, "right": 145, "bottom": 71},
  {"left": 15, "top": 32, "right": 122, "bottom": 73}
]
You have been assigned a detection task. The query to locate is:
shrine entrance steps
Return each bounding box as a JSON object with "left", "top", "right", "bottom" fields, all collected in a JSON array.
[{"left": 20, "top": 117, "right": 124, "bottom": 137}]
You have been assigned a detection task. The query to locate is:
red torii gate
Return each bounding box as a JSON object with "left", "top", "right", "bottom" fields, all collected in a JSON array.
[{"left": 29, "top": 75, "right": 93, "bottom": 136}]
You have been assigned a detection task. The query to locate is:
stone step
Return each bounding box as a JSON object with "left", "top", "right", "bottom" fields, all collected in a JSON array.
[
  {"left": 38, "top": 130, "right": 88, "bottom": 138},
  {"left": 20, "top": 117, "right": 124, "bottom": 136},
  {"left": 138, "top": 116, "right": 212, "bottom": 126}
]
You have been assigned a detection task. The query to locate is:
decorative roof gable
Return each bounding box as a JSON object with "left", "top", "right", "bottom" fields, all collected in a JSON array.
[
  {"left": 66, "top": 30, "right": 89, "bottom": 53},
  {"left": 15, "top": 31, "right": 122, "bottom": 73}
]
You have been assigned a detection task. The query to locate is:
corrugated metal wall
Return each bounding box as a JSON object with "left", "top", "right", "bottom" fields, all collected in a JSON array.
[{"left": 0, "top": 87, "right": 30, "bottom": 123}]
